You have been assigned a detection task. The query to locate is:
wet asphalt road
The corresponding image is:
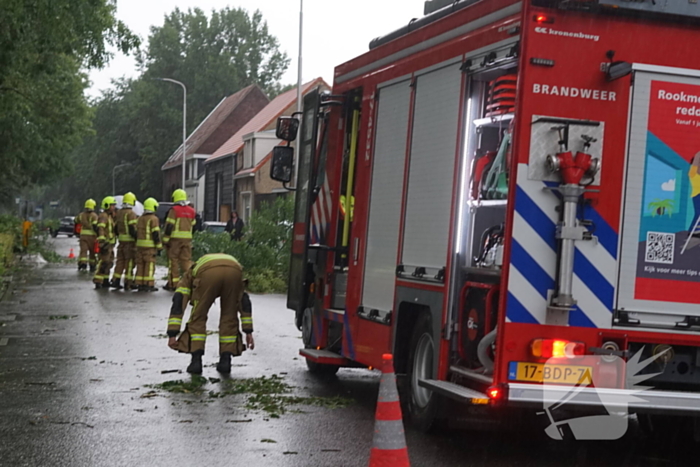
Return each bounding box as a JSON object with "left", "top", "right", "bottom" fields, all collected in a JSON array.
[{"left": 1, "top": 237, "right": 700, "bottom": 466}]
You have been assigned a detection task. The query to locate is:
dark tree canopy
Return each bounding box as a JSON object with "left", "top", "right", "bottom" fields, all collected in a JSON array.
[
  {"left": 55, "top": 7, "right": 290, "bottom": 208},
  {"left": 0, "top": 0, "right": 138, "bottom": 197}
]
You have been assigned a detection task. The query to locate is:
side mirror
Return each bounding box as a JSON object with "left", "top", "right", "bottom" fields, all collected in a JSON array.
[
  {"left": 607, "top": 61, "right": 632, "bottom": 81},
  {"left": 270, "top": 146, "right": 294, "bottom": 183},
  {"left": 276, "top": 116, "right": 300, "bottom": 142}
]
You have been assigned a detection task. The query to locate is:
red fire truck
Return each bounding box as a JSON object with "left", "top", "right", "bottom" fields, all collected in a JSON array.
[{"left": 271, "top": 0, "right": 700, "bottom": 433}]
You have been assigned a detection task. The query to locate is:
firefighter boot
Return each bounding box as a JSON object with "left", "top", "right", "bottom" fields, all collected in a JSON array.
[
  {"left": 109, "top": 279, "right": 122, "bottom": 290},
  {"left": 102, "top": 278, "right": 110, "bottom": 289},
  {"left": 89, "top": 264, "right": 96, "bottom": 273},
  {"left": 186, "top": 350, "right": 204, "bottom": 375},
  {"left": 216, "top": 352, "right": 233, "bottom": 374}
]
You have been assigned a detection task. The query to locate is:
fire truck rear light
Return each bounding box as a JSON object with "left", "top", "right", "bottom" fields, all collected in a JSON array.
[
  {"left": 486, "top": 385, "right": 507, "bottom": 405},
  {"left": 531, "top": 339, "right": 585, "bottom": 358},
  {"left": 534, "top": 14, "right": 554, "bottom": 24}
]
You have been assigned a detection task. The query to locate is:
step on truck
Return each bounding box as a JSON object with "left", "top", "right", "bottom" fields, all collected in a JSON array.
[{"left": 270, "top": 0, "right": 700, "bottom": 437}]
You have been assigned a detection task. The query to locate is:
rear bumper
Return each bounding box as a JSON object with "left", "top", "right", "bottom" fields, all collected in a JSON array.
[{"left": 508, "top": 383, "right": 700, "bottom": 414}]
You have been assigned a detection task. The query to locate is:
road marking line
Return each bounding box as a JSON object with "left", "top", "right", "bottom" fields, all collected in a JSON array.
[{"left": 0, "top": 338, "right": 9, "bottom": 346}]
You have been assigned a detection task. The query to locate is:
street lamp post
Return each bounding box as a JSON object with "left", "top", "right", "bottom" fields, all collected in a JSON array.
[
  {"left": 297, "top": 0, "right": 303, "bottom": 114},
  {"left": 112, "top": 162, "right": 132, "bottom": 195},
  {"left": 155, "top": 78, "right": 187, "bottom": 191}
]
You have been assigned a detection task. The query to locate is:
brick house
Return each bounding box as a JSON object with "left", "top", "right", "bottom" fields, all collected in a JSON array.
[
  {"left": 160, "top": 85, "right": 269, "bottom": 213},
  {"left": 203, "top": 78, "right": 330, "bottom": 222}
]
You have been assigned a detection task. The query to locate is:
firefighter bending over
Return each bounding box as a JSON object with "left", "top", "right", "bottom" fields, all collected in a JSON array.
[
  {"left": 135, "top": 198, "right": 162, "bottom": 292},
  {"left": 75, "top": 199, "right": 99, "bottom": 272},
  {"left": 110, "top": 192, "right": 139, "bottom": 290},
  {"left": 163, "top": 189, "right": 196, "bottom": 291},
  {"left": 166, "top": 254, "right": 254, "bottom": 375},
  {"left": 93, "top": 196, "right": 117, "bottom": 289}
]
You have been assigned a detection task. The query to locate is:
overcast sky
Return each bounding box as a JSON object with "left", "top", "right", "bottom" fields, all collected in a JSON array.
[{"left": 88, "top": 0, "right": 429, "bottom": 97}]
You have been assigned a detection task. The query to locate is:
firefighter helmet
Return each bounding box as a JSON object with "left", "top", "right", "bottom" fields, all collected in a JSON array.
[
  {"left": 143, "top": 198, "right": 159, "bottom": 213},
  {"left": 172, "top": 189, "right": 187, "bottom": 203},
  {"left": 101, "top": 196, "right": 116, "bottom": 210},
  {"left": 123, "top": 192, "right": 137, "bottom": 206},
  {"left": 84, "top": 199, "right": 97, "bottom": 210}
]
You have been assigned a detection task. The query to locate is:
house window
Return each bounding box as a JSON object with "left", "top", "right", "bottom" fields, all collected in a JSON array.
[
  {"left": 243, "top": 141, "right": 253, "bottom": 169},
  {"left": 186, "top": 160, "right": 197, "bottom": 181},
  {"left": 242, "top": 192, "right": 252, "bottom": 222}
]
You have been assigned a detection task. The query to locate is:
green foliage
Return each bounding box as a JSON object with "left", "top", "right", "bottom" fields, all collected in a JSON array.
[
  {"left": 146, "top": 374, "right": 353, "bottom": 418},
  {"left": 146, "top": 375, "right": 209, "bottom": 394},
  {"left": 54, "top": 7, "right": 290, "bottom": 205},
  {"left": 648, "top": 198, "right": 675, "bottom": 217},
  {"left": 193, "top": 196, "right": 293, "bottom": 293},
  {"left": 0, "top": 0, "right": 138, "bottom": 198},
  {"left": 0, "top": 215, "right": 22, "bottom": 247},
  {"left": 0, "top": 215, "right": 61, "bottom": 263}
]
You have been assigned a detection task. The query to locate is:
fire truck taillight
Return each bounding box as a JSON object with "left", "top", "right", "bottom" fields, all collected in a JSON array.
[
  {"left": 486, "top": 385, "right": 507, "bottom": 405},
  {"left": 533, "top": 14, "right": 555, "bottom": 24},
  {"left": 531, "top": 339, "right": 585, "bottom": 359}
]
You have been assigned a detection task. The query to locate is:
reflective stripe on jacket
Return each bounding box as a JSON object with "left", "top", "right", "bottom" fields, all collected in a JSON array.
[
  {"left": 116, "top": 207, "right": 138, "bottom": 242},
  {"left": 136, "top": 213, "right": 162, "bottom": 249},
  {"left": 96, "top": 212, "right": 115, "bottom": 244},
  {"left": 164, "top": 204, "right": 196, "bottom": 242},
  {"left": 76, "top": 211, "right": 98, "bottom": 237}
]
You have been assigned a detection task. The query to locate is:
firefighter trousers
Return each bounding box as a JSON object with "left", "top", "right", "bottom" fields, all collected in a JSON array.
[
  {"left": 135, "top": 248, "right": 157, "bottom": 287},
  {"left": 93, "top": 245, "right": 114, "bottom": 284},
  {"left": 177, "top": 265, "right": 244, "bottom": 355},
  {"left": 78, "top": 235, "right": 97, "bottom": 267},
  {"left": 167, "top": 239, "right": 192, "bottom": 288},
  {"left": 112, "top": 242, "right": 136, "bottom": 287}
]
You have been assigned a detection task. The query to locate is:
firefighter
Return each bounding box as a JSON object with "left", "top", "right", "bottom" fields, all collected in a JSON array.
[
  {"left": 166, "top": 254, "right": 254, "bottom": 375},
  {"left": 75, "top": 199, "right": 99, "bottom": 272},
  {"left": 163, "top": 188, "right": 196, "bottom": 291},
  {"left": 110, "top": 192, "right": 139, "bottom": 290},
  {"left": 135, "top": 198, "right": 162, "bottom": 292},
  {"left": 93, "top": 196, "right": 117, "bottom": 289}
]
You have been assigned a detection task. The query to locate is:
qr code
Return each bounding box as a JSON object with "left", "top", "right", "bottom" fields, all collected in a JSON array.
[{"left": 645, "top": 232, "right": 675, "bottom": 264}]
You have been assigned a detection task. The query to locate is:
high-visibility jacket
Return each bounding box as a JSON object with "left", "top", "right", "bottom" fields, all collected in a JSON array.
[
  {"left": 167, "top": 254, "right": 252, "bottom": 336},
  {"left": 163, "top": 204, "right": 196, "bottom": 243},
  {"left": 115, "top": 207, "right": 138, "bottom": 243},
  {"left": 75, "top": 211, "right": 98, "bottom": 237},
  {"left": 96, "top": 212, "right": 115, "bottom": 245},
  {"left": 136, "top": 213, "right": 162, "bottom": 249}
]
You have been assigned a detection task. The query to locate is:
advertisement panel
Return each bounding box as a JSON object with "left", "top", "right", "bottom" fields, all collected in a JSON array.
[{"left": 620, "top": 71, "right": 700, "bottom": 311}]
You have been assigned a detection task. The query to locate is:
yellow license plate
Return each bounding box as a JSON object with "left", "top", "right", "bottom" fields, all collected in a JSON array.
[{"left": 508, "top": 362, "right": 592, "bottom": 385}]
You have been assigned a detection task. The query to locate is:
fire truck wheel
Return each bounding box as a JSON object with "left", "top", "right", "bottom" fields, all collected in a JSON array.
[{"left": 406, "top": 312, "right": 441, "bottom": 432}]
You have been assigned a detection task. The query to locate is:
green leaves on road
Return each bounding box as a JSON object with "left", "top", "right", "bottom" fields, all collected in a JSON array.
[{"left": 145, "top": 374, "right": 353, "bottom": 418}]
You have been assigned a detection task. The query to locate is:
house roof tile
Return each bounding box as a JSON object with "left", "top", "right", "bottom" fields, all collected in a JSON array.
[
  {"left": 206, "top": 78, "right": 328, "bottom": 164},
  {"left": 162, "top": 84, "right": 267, "bottom": 170}
]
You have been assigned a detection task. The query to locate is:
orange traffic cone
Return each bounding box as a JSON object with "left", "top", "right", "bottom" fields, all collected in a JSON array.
[
  {"left": 68, "top": 248, "right": 75, "bottom": 259},
  {"left": 369, "top": 353, "right": 410, "bottom": 467}
]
